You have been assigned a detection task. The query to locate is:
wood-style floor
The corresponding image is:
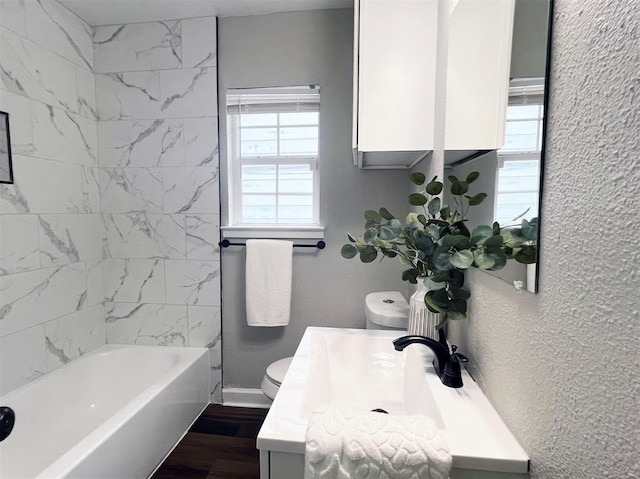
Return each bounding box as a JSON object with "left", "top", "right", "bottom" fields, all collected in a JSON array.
[{"left": 152, "top": 405, "right": 268, "bottom": 479}]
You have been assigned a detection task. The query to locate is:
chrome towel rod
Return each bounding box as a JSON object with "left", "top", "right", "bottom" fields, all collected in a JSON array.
[{"left": 219, "top": 239, "right": 326, "bottom": 249}]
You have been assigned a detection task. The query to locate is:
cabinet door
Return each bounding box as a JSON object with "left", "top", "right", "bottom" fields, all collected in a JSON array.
[
  {"left": 445, "top": 0, "right": 515, "bottom": 151},
  {"left": 355, "top": 0, "right": 438, "bottom": 154}
]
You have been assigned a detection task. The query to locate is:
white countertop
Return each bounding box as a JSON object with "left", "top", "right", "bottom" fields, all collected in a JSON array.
[{"left": 257, "top": 327, "right": 529, "bottom": 474}]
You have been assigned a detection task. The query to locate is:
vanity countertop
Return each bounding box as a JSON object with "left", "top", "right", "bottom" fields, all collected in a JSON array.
[{"left": 257, "top": 326, "right": 529, "bottom": 474}]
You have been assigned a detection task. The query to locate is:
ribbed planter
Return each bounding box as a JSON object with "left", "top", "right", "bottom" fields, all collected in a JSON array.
[{"left": 407, "top": 277, "right": 442, "bottom": 341}]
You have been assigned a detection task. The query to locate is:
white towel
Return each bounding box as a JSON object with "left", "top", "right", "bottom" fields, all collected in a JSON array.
[
  {"left": 245, "top": 239, "right": 293, "bottom": 327},
  {"left": 305, "top": 404, "right": 451, "bottom": 479}
]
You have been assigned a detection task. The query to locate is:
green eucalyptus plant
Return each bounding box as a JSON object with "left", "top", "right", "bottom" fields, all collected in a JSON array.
[
  {"left": 502, "top": 215, "right": 538, "bottom": 265},
  {"left": 341, "top": 171, "right": 532, "bottom": 326}
]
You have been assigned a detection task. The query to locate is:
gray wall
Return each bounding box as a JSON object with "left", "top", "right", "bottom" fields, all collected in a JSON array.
[
  {"left": 448, "top": 0, "right": 640, "bottom": 477},
  {"left": 218, "top": 9, "right": 411, "bottom": 388},
  {"left": 511, "top": 0, "right": 549, "bottom": 79}
]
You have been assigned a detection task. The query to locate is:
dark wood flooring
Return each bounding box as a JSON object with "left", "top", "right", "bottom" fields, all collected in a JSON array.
[{"left": 152, "top": 405, "right": 268, "bottom": 479}]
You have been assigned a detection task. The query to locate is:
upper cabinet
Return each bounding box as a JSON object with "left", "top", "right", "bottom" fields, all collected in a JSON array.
[
  {"left": 352, "top": 0, "right": 515, "bottom": 169},
  {"left": 352, "top": 0, "right": 439, "bottom": 169},
  {"left": 444, "top": 0, "right": 515, "bottom": 164}
]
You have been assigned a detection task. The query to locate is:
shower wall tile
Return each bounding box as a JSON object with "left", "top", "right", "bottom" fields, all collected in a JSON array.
[
  {"left": 99, "top": 167, "right": 164, "bottom": 213},
  {"left": 165, "top": 260, "right": 220, "bottom": 306},
  {"left": 38, "top": 214, "right": 104, "bottom": 266},
  {"left": 163, "top": 166, "right": 219, "bottom": 214},
  {"left": 93, "top": 16, "right": 220, "bottom": 367},
  {"left": 188, "top": 305, "right": 221, "bottom": 348},
  {"left": 0, "top": 25, "right": 77, "bottom": 111},
  {"left": 7, "top": 157, "right": 100, "bottom": 214},
  {"left": 86, "top": 260, "right": 105, "bottom": 307},
  {"left": 209, "top": 347, "right": 221, "bottom": 404},
  {"left": 182, "top": 17, "right": 216, "bottom": 69},
  {"left": 0, "top": 214, "right": 40, "bottom": 275},
  {"left": 97, "top": 119, "right": 183, "bottom": 167},
  {"left": 0, "top": 263, "right": 87, "bottom": 338},
  {"left": 0, "top": 325, "right": 47, "bottom": 396},
  {"left": 32, "top": 102, "right": 98, "bottom": 166},
  {"left": 44, "top": 304, "right": 106, "bottom": 371},
  {"left": 159, "top": 67, "right": 217, "bottom": 119},
  {"left": 103, "top": 258, "right": 166, "bottom": 303},
  {"left": 93, "top": 21, "right": 182, "bottom": 73},
  {"left": 25, "top": 0, "right": 93, "bottom": 70},
  {"left": 95, "top": 71, "right": 160, "bottom": 120},
  {"left": 0, "top": 90, "right": 35, "bottom": 156},
  {"left": 105, "top": 302, "right": 187, "bottom": 346},
  {"left": 104, "top": 212, "right": 186, "bottom": 259},
  {"left": 183, "top": 117, "right": 218, "bottom": 167},
  {"left": 186, "top": 214, "right": 220, "bottom": 260},
  {"left": 76, "top": 66, "right": 97, "bottom": 120},
  {"left": 0, "top": 0, "right": 27, "bottom": 37},
  {"left": 0, "top": 1, "right": 107, "bottom": 395}
]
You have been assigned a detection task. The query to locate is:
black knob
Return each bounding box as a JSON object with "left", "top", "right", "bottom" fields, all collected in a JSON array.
[
  {"left": 441, "top": 353, "right": 464, "bottom": 388},
  {"left": 0, "top": 406, "right": 15, "bottom": 442}
]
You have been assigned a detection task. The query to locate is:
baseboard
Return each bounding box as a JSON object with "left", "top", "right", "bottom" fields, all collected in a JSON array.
[{"left": 222, "top": 388, "right": 272, "bottom": 409}]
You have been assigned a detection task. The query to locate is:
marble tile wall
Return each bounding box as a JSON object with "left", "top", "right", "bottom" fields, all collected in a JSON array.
[
  {"left": 0, "top": 0, "right": 104, "bottom": 395},
  {"left": 93, "top": 16, "right": 221, "bottom": 403}
]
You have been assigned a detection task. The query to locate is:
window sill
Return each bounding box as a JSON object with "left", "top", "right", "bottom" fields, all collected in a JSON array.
[{"left": 221, "top": 225, "right": 325, "bottom": 241}]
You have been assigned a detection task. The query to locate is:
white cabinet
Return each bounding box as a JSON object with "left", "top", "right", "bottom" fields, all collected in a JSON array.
[
  {"left": 352, "top": 0, "right": 515, "bottom": 168},
  {"left": 444, "top": 0, "right": 515, "bottom": 163},
  {"left": 352, "top": 0, "right": 439, "bottom": 169}
]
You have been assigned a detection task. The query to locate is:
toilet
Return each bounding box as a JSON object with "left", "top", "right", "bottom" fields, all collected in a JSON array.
[{"left": 260, "top": 291, "right": 409, "bottom": 401}]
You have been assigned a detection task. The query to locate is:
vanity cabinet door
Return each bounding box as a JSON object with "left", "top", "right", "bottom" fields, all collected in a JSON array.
[{"left": 353, "top": 0, "right": 438, "bottom": 169}]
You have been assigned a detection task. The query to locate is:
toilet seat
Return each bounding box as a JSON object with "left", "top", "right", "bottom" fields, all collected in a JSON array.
[{"left": 261, "top": 357, "right": 292, "bottom": 401}]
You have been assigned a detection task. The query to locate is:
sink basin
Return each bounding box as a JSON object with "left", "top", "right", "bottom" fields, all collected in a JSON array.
[
  {"left": 299, "top": 330, "right": 444, "bottom": 428},
  {"left": 257, "top": 327, "right": 529, "bottom": 477}
]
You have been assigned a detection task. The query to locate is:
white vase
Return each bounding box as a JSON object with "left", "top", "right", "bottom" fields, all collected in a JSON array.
[{"left": 407, "top": 277, "right": 442, "bottom": 341}]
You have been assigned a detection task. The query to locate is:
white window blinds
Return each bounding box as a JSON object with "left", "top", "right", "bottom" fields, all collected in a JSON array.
[
  {"left": 495, "top": 79, "right": 544, "bottom": 226},
  {"left": 226, "top": 86, "right": 320, "bottom": 226}
]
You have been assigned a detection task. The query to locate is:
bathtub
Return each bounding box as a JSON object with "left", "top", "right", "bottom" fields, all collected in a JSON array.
[{"left": 0, "top": 344, "right": 210, "bottom": 479}]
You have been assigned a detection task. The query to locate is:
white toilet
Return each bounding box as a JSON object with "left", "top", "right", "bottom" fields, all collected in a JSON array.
[{"left": 260, "top": 291, "right": 409, "bottom": 401}]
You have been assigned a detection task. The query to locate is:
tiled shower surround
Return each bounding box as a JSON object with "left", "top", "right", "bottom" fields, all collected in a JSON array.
[
  {"left": 0, "top": 0, "right": 221, "bottom": 402},
  {"left": 94, "top": 17, "right": 221, "bottom": 403},
  {"left": 0, "top": 0, "right": 103, "bottom": 395}
]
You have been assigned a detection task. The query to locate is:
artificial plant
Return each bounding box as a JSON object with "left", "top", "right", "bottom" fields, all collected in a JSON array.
[{"left": 341, "top": 171, "right": 534, "bottom": 327}]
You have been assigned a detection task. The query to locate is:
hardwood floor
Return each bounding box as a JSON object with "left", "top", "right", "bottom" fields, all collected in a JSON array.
[{"left": 152, "top": 405, "right": 268, "bottom": 479}]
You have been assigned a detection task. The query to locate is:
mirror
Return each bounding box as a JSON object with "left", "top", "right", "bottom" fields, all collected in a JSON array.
[
  {"left": 444, "top": 0, "right": 552, "bottom": 293},
  {"left": 0, "top": 111, "right": 13, "bottom": 184}
]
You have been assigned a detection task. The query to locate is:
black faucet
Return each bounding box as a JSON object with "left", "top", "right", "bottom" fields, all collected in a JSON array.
[{"left": 393, "top": 332, "right": 464, "bottom": 388}]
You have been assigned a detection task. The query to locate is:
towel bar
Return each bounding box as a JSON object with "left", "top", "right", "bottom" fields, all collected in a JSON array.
[{"left": 219, "top": 239, "right": 326, "bottom": 249}]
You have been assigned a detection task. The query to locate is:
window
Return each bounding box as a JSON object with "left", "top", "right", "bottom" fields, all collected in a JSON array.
[
  {"left": 495, "top": 79, "right": 544, "bottom": 226},
  {"left": 226, "top": 86, "right": 320, "bottom": 227}
]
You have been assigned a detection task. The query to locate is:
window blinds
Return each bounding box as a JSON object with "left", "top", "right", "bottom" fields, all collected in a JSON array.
[
  {"left": 508, "top": 78, "right": 545, "bottom": 106},
  {"left": 227, "top": 86, "right": 320, "bottom": 114}
]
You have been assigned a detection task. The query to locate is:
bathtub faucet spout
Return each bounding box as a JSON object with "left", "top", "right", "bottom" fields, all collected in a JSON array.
[{"left": 392, "top": 334, "right": 463, "bottom": 388}]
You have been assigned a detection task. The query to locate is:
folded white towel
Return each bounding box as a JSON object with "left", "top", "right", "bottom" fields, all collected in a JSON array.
[
  {"left": 245, "top": 239, "right": 293, "bottom": 327},
  {"left": 305, "top": 404, "right": 451, "bottom": 479}
]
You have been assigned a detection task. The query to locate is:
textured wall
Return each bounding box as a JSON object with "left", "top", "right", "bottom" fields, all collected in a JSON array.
[
  {"left": 452, "top": 0, "right": 640, "bottom": 477},
  {"left": 92, "top": 17, "right": 222, "bottom": 403},
  {"left": 0, "top": 0, "right": 104, "bottom": 395}
]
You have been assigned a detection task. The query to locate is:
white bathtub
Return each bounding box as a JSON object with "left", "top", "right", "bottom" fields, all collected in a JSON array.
[{"left": 0, "top": 344, "right": 210, "bottom": 479}]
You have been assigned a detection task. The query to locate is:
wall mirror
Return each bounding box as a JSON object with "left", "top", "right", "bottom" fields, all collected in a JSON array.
[
  {"left": 0, "top": 111, "right": 13, "bottom": 184},
  {"left": 444, "top": 0, "right": 552, "bottom": 293}
]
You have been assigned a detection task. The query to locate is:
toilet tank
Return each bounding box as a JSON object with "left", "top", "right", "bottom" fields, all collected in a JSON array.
[{"left": 365, "top": 291, "right": 409, "bottom": 330}]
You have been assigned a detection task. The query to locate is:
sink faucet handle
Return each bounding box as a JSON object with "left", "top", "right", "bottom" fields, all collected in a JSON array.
[{"left": 441, "top": 349, "right": 464, "bottom": 388}]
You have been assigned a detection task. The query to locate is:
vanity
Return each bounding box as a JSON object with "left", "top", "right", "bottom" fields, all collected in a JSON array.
[{"left": 257, "top": 327, "right": 529, "bottom": 479}]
